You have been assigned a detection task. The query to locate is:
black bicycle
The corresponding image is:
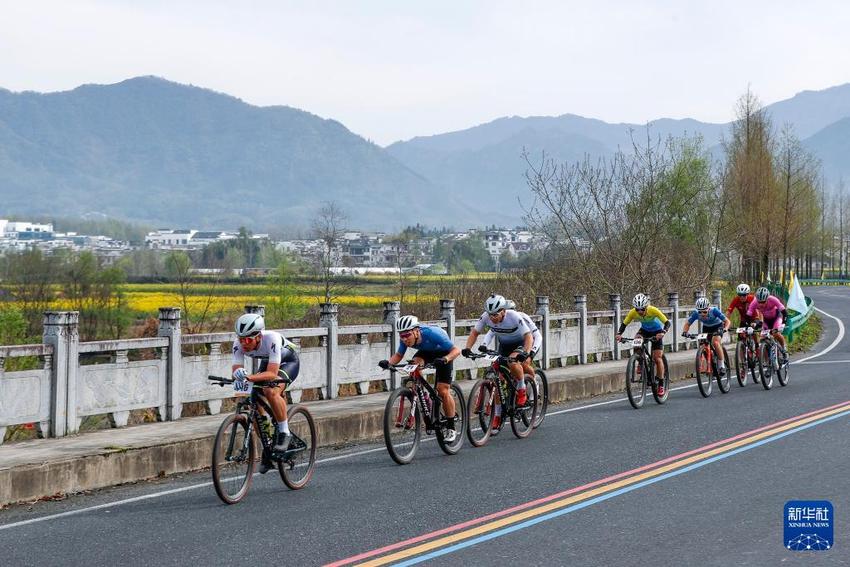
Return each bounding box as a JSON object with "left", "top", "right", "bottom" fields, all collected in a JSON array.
[
  {"left": 207, "top": 375, "right": 317, "bottom": 504},
  {"left": 733, "top": 325, "right": 761, "bottom": 386},
  {"left": 757, "top": 327, "right": 790, "bottom": 390},
  {"left": 381, "top": 362, "right": 466, "bottom": 465},
  {"left": 620, "top": 336, "right": 669, "bottom": 409},
  {"left": 464, "top": 349, "right": 539, "bottom": 446}
]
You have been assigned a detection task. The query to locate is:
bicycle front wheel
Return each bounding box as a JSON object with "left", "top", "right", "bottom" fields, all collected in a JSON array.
[
  {"left": 212, "top": 413, "right": 256, "bottom": 505},
  {"left": 696, "top": 348, "right": 713, "bottom": 398},
  {"left": 759, "top": 342, "right": 774, "bottom": 390},
  {"left": 652, "top": 355, "right": 670, "bottom": 404},
  {"left": 279, "top": 405, "right": 317, "bottom": 490},
  {"left": 717, "top": 345, "right": 731, "bottom": 394},
  {"left": 383, "top": 387, "right": 421, "bottom": 464},
  {"left": 625, "top": 354, "right": 646, "bottom": 409},
  {"left": 735, "top": 340, "right": 748, "bottom": 387},
  {"left": 436, "top": 383, "right": 466, "bottom": 455},
  {"left": 510, "top": 377, "right": 538, "bottom": 439},
  {"left": 777, "top": 350, "right": 790, "bottom": 387},
  {"left": 466, "top": 378, "right": 496, "bottom": 447},
  {"left": 532, "top": 369, "right": 549, "bottom": 428}
]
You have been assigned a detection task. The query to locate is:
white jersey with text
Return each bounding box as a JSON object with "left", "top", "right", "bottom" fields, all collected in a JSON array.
[
  {"left": 474, "top": 309, "right": 533, "bottom": 345},
  {"left": 482, "top": 311, "right": 542, "bottom": 352},
  {"left": 232, "top": 330, "right": 296, "bottom": 365}
]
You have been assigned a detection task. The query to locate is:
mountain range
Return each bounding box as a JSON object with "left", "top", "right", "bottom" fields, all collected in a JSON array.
[{"left": 1, "top": 77, "right": 848, "bottom": 230}]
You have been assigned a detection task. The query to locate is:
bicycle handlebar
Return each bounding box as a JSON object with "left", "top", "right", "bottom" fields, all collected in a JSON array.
[{"left": 207, "top": 375, "right": 290, "bottom": 387}]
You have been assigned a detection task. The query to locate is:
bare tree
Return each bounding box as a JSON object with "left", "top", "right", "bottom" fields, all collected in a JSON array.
[{"left": 311, "top": 201, "right": 349, "bottom": 304}]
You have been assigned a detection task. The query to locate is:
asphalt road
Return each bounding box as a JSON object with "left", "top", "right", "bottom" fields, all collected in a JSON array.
[{"left": 2, "top": 286, "right": 848, "bottom": 566}]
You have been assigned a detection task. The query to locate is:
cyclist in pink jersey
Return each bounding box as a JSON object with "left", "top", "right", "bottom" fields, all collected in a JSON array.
[{"left": 746, "top": 286, "right": 789, "bottom": 358}]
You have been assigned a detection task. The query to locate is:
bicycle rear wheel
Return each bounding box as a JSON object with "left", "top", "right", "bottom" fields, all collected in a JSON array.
[
  {"left": 532, "top": 369, "right": 549, "bottom": 428},
  {"left": 759, "top": 342, "right": 774, "bottom": 390},
  {"left": 510, "top": 377, "right": 538, "bottom": 439},
  {"left": 279, "top": 405, "right": 317, "bottom": 490},
  {"left": 212, "top": 413, "right": 256, "bottom": 505},
  {"left": 735, "top": 341, "right": 748, "bottom": 387},
  {"left": 436, "top": 383, "right": 466, "bottom": 455},
  {"left": 383, "top": 387, "right": 421, "bottom": 464},
  {"left": 716, "top": 345, "right": 731, "bottom": 394},
  {"left": 466, "top": 378, "right": 496, "bottom": 447},
  {"left": 696, "top": 348, "right": 713, "bottom": 398},
  {"left": 625, "top": 354, "right": 646, "bottom": 409}
]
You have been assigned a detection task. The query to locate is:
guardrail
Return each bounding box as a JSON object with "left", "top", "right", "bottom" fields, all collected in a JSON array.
[{"left": 1, "top": 291, "right": 722, "bottom": 445}]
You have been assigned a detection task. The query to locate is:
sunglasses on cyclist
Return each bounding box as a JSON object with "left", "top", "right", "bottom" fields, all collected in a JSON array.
[
  {"left": 399, "top": 331, "right": 415, "bottom": 340},
  {"left": 698, "top": 309, "right": 709, "bottom": 314},
  {"left": 238, "top": 333, "right": 261, "bottom": 344}
]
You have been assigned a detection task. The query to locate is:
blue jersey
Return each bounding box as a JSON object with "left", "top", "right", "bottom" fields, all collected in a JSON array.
[
  {"left": 687, "top": 307, "right": 727, "bottom": 327},
  {"left": 396, "top": 325, "right": 455, "bottom": 356}
]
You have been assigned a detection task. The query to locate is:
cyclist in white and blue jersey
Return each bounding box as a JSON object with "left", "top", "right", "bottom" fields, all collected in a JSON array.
[
  {"left": 462, "top": 294, "right": 534, "bottom": 433},
  {"left": 379, "top": 315, "right": 461, "bottom": 442},
  {"left": 682, "top": 296, "right": 731, "bottom": 375}
]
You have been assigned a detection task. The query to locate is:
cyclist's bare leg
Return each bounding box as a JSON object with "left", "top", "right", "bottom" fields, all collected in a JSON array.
[
  {"left": 711, "top": 335, "right": 726, "bottom": 366},
  {"left": 435, "top": 382, "right": 456, "bottom": 418},
  {"left": 264, "top": 386, "right": 288, "bottom": 424},
  {"left": 652, "top": 348, "right": 664, "bottom": 379}
]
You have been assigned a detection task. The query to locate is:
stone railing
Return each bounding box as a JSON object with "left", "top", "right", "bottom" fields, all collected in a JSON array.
[{"left": 0, "top": 291, "right": 723, "bottom": 444}]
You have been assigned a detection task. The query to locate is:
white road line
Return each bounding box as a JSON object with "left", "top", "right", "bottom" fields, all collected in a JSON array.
[
  {"left": 792, "top": 307, "right": 845, "bottom": 365},
  {"left": 797, "top": 360, "right": 850, "bottom": 365},
  {"left": 1, "top": 306, "right": 842, "bottom": 531}
]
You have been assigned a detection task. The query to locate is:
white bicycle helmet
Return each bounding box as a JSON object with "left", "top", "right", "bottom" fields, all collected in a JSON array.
[
  {"left": 235, "top": 313, "right": 264, "bottom": 337},
  {"left": 632, "top": 293, "right": 650, "bottom": 309},
  {"left": 695, "top": 297, "right": 710, "bottom": 310},
  {"left": 755, "top": 287, "right": 770, "bottom": 302},
  {"left": 396, "top": 315, "right": 420, "bottom": 333},
  {"left": 736, "top": 283, "right": 751, "bottom": 296},
  {"left": 485, "top": 294, "right": 508, "bottom": 315}
]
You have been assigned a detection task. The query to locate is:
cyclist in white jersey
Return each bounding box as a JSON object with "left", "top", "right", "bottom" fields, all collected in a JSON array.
[
  {"left": 480, "top": 307, "right": 542, "bottom": 378},
  {"left": 232, "top": 313, "right": 300, "bottom": 472},
  {"left": 462, "top": 294, "right": 533, "bottom": 433}
]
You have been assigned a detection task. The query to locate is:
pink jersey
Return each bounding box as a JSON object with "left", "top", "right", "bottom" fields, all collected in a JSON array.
[{"left": 747, "top": 296, "right": 785, "bottom": 320}]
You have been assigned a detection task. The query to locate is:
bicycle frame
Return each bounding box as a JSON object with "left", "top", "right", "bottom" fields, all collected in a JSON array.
[{"left": 394, "top": 364, "right": 445, "bottom": 433}]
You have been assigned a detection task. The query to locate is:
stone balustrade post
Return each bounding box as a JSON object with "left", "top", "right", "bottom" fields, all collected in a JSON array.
[
  {"left": 383, "top": 301, "right": 400, "bottom": 390},
  {"left": 609, "top": 294, "right": 622, "bottom": 360},
  {"left": 535, "top": 296, "right": 550, "bottom": 369},
  {"left": 574, "top": 295, "right": 588, "bottom": 364},
  {"left": 320, "top": 303, "right": 339, "bottom": 399},
  {"left": 43, "top": 311, "right": 79, "bottom": 437},
  {"left": 158, "top": 307, "right": 182, "bottom": 421},
  {"left": 440, "top": 299, "right": 456, "bottom": 342},
  {"left": 668, "top": 292, "right": 680, "bottom": 352}
]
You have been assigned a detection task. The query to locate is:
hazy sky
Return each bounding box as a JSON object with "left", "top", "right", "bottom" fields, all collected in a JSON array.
[{"left": 2, "top": 1, "right": 849, "bottom": 145}]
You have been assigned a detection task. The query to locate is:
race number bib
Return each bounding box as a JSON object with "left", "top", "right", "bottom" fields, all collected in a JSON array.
[
  {"left": 697, "top": 333, "right": 708, "bottom": 340},
  {"left": 403, "top": 364, "right": 420, "bottom": 374},
  {"left": 233, "top": 380, "right": 252, "bottom": 395},
  {"left": 631, "top": 337, "right": 644, "bottom": 347}
]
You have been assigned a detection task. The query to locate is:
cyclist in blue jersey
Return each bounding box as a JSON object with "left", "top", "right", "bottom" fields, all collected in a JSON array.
[
  {"left": 681, "top": 297, "right": 731, "bottom": 375},
  {"left": 379, "top": 315, "right": 461, "bottom": 442}
]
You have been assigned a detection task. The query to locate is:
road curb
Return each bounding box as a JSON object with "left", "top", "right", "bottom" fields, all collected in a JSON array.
[{"left": 1, "top": 358, "right": 696, "bottom": 507}]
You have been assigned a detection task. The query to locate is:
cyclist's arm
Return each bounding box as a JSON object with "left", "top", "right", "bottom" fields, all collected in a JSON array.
[
  {"left": 444, "top": 346, "right": 462, "bottom": 362},
  {"left": 388, "top": 352, "right": 404, "bottom": 365},
  {"left": 618, "top": 309, "right": 636, "bottom": 335},
  {"left": 522, "top": 331, "right": 533, "bottom": 353},
  {"left": 465, "top": 328, "right": 481, "bottom": 349},
  {"left": 250, "top": 361, "right": 280, "bottom": 382}
]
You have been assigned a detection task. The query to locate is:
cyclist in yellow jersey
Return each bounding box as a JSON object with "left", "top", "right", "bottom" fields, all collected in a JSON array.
[{"left": 615, "top": 294, "right": 670, "bottom": 396}]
